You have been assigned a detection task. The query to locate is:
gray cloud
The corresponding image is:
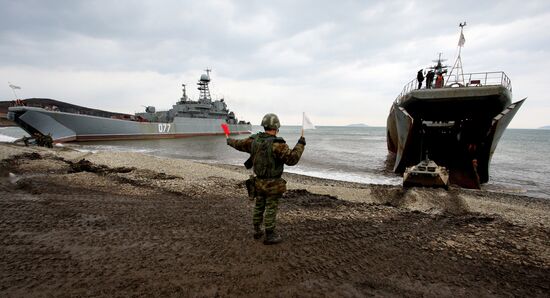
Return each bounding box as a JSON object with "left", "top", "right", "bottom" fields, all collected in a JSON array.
[{"left": 1, "top": 0, "right": 549, "bottom": 127}]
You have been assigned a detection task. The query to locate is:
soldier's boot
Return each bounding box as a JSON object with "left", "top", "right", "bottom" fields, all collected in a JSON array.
[
  {"left": 263, "top": 229, "right": 282, "bottom": 245},
  {"left": 253, "top": 225, "right": 264, "bottom": 240}
]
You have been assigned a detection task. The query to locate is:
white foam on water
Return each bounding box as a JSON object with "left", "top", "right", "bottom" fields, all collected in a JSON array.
[
  {"left": 286, "top": 168, "right": 401, "bottom": 185},
  {"left": 73, "top": 144, "right": 156, "bottom": 155},
  {"left": 0, "top": 134, "right": 17, "bottom": 143},
  {"left": 73, "top": 148, "right": 99, "bottom": 153},
  {"left": 358, "top": 136, "right": 386, "bottom": 141}
]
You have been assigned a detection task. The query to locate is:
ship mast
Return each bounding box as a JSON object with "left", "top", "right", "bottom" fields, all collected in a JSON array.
[
  {"left": 446, "top": 22, "right": 467, "bottom": 86},
  {"left": 8, "top": 82, "right": 21, "bottom": 99},
  {"left": 197, "top": 68, "right": 212, "bottom": 104},
  {"left": 179, "top": 83, "right": 188, "bottom": 103}
]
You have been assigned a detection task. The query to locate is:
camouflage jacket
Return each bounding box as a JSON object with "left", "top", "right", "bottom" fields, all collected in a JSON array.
[{"left": 227, "top": 133, "right": 305, "bottom": 195}]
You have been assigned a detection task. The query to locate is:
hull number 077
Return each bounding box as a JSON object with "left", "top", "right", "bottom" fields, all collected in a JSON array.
[{"left": 158, "top": 123, "right": 171, "bottom": 133}]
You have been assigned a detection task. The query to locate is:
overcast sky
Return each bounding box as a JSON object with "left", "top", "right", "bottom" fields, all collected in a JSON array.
[{"left": 1, "top": 0, "right": 549, "bottom": 128}]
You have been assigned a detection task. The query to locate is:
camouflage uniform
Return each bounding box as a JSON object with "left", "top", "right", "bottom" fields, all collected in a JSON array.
[
  {"left": 227, "top": 132, "right": 305, "bottom": 243},
  {"left": 33, "top": 133, "right": 53, "bottom": 148}
]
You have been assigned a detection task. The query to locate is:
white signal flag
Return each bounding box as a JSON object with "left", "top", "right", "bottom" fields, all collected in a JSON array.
[
  {"left": 302, "top": 112, "right": 316, "bottom": 130},
  {"left": 458, "top": 31, "right": 465, "bottom": 47}
]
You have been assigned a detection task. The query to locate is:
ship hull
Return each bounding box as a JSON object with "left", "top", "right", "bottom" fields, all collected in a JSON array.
[
  {"left": 387, "top": 86, "right": 525, "bottom": 189},
  {"left": 8, "top": 106, "right": 252, "bottom": 142}
]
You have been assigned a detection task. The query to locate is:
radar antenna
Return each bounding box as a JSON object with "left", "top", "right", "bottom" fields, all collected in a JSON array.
[
  {"left": 446, "top": 22, "right": 467, "bottom": 85},
  {"left": 428, "top": 52, "right": 449, "bottom": 75},
  {"left": 179, "top": 83, "right": 188, "bottom": 103},
  {"left": 197, "top": 68, "right": 212, "bottom": 103}
]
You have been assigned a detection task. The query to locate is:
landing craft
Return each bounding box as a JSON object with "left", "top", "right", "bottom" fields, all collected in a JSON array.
[
  {"left": 386, "top": 24, "right": 525, "bottom": 188},
  {"left": 8, "top": 70, "right": 252, "bottom": 142}
]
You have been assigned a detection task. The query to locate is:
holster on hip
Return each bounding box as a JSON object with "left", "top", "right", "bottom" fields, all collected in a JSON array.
[{"left": 245, "top": 175, "right": 257, "bottom": 198}]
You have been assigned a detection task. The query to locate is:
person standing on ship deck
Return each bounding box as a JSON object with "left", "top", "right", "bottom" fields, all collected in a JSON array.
[
  {"left": 426, "top": 70, "right": 435, "bottom": 89},
  {"left": 417, "top": 69, "right": 424, "bottom": 89},
  {"left": 435, "top": 73, "right": 444, "bottom": 88}
]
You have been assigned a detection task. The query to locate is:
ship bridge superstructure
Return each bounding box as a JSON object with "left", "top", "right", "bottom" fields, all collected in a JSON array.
[{"left": 136, "top": 70, "right": 247, "bottom": 125}]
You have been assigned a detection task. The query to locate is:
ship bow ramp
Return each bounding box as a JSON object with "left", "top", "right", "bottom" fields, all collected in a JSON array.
[
  {"left": 9, "top": 107, "right": 76, "bottom": 142},
  {"left": 387, "top": 85, "right": 524, "bottom": 188}
]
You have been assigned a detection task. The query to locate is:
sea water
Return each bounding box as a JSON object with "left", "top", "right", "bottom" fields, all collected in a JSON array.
[{"left": 1, "top": 126, "right": 549, "bottom": 199}]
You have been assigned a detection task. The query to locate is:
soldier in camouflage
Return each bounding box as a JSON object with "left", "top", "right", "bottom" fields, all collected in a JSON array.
[{"left": 227, "top": 113, "right": 305, "bottom": 245}]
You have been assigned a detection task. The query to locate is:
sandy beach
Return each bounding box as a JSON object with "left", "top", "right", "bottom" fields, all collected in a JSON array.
[{"left": 0, "top": 142, "right": 548, "bottom": 297}]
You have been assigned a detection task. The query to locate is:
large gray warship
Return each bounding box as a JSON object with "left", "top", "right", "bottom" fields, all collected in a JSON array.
[
  {"left": 8, "top": 70, "right": 252, "bottom": 142},
  {"left": 387, "top": 24, "right": 525, "bottom": 188}
]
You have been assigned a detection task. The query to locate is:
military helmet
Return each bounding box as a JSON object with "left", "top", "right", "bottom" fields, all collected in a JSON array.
[{"left": 261, "top": 113, "right": 280, "bottom": 130}]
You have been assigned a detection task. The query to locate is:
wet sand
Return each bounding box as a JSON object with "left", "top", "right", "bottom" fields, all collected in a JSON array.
[{"left": 0, "top": 143, "right": 548, "bottom": 297}]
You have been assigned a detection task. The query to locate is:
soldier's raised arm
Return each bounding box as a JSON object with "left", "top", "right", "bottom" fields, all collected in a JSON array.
[
  {"left": 227, "top": 137, "right": 254, "bottom": 154},
  {"left": 273, "top": 136, "right": 306, "bottom": 166}
]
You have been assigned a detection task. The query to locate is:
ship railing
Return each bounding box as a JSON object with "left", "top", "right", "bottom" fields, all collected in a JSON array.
[{"left": 395, "top": 71, "right": 513, "bottom": 103}]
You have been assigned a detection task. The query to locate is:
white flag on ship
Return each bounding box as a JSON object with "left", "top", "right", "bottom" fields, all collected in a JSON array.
[
  {"left": 302, "top": 112, "right": 316, "bottom": 130},
  {"left": 458, "top": 31, "right": 466, "bottom": 47}
]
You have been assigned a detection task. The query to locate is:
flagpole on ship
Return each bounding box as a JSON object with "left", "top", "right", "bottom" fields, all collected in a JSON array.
[
  {"left": 8, "top": 82, "right": 19, "bottom": 99},
  {"left": 446, "top": 22, "right": 467, "bottom": 86}
]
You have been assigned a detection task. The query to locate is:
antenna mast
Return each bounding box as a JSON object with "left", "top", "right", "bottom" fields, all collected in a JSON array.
[
  {"left": 446, "top": 22, "right": 467, "bottom": 86},
  {"left": 180, "top": 83, "right": 188, "bottom": 102},
  {"left": 8, "top": 82, "right": 20, "bottom": 99},
  {"left": 197, "top": 68, "right": 212, "bottom": 103}
]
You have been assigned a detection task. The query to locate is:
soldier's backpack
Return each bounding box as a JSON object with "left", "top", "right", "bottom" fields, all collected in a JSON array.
[{"left": 251, "top": 134, "right": 284, "bottom": 178}]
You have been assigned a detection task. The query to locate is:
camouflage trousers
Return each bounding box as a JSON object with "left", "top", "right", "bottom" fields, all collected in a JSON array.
[
  {"left": 252, "top": 177, "right": 286, "bottom": 230},
  {"left": 253, "top": 195, "right": 281, "bottom": 231}
]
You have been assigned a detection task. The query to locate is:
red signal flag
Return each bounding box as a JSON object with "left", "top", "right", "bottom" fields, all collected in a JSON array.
[{"left": 221, "top": 123, "right": 230, "bottom": 137}]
